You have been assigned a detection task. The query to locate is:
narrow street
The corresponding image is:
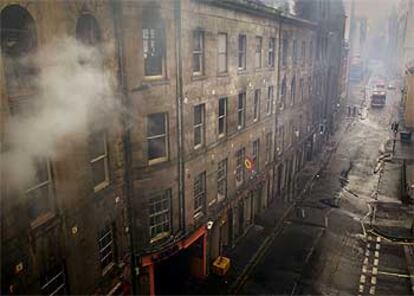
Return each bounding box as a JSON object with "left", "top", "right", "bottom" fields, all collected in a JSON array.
[{"left": 236, "top": 79, "right": 414, "bottom": 295}]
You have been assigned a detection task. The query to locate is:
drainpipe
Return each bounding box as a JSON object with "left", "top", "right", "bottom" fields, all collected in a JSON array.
[
  {"left": 109, "top": 1, "right": 138, "bottom": 294},
  {"left": 272, "top": 14, "right": 282, "bottom": 201},
  {"left": 174, "top": 0, "right": 186, "bottom": 232}
]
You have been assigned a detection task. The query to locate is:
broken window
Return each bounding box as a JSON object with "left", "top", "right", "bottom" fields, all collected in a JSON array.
[
  {"left": 1, "top": 5, "right": 37, "bottom": 92},
  {"left": 218, "top": 97, "right": 227, "bottom": 137},
  {"left": 149, "top": 189, "right": 171, "bottom": 242},
  {"left": 194, "top": 172, "right": 206, "bottom": 218},
  {"left": 217, "top": 159, "right": 227, "bottom": 202},
  {"left": 238, "top": 34, "right": 247, "bottom": 70},
  {"left": 218, "top": 33, "right": 228, "bottom": 73},
  {"left": 147, "top": 113, "right": 168, "bottom": 164},
  {"left": 255, "top": 36, "right": 262, "bottom": 68},
  {"left": 253, "top": 89, "right": 261, "bottom": 121},
  {"left": 193, "top": 30, "right": 204, "bottom": 75},
  {"left": 89, "top": 129, "right": 109, "bottom": 192},
  {"left": 25, "top": 158, "right": 53, "bottom": 223},
  {"left": 194, "top": 104, "right": 205, "bottom": 148},
  {"left": 142, "top": 10, "right": 165, "bottom": 77},
  {"left": 238, "top": 92, "right": 246, "bottom": 129}
]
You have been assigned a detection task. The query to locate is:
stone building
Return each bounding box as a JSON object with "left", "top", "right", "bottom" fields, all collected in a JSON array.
[{"left": 1, "top": 0, "right": 345, "bottom": 295}]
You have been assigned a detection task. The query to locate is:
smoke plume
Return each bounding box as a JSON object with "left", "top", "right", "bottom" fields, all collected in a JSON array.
[{"left": 2, "top": 37, "right": 116, "bottom": 190}]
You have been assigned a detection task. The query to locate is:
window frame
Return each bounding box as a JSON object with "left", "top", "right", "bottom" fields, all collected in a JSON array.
[
  {"left": 253, "top": 89, "right": 261, "bottom": 122},
  {"left": 282, "top": 32, "right": 288, "bottom": 66},
  {"left": 268, "top": 37, "right": 276, "bottom": 68},
  {"left": 217, "top": 159, "right": 227, "bottom": 202},
  {"left": 265, "top": 132, "right": 272, "bottom": 163},
  {"left": 193, "top": 104, "right": 205, "bottom": 149},
  {"left": 217, "top": 32, "right": 228, "bottom": 74},
  {"left": 218, "top": 97, "right": 227, "bottom": 138},
  {"left": 267, "top": 86, "right": 274, "bottom": 115},
  {"left": 252, "top": 139, "right": 260, "bottom": 172},
  {"left": 237, "top": 92, "right": 246, "bottom": 129},
  {"left": 192, "top": 30, "right": 205, "bottom": 75},
  {"left": 25, "top": 158, "right": 54, "bottom": 224},
  {"left": 255, "top": 36, "right": 262, "bottom": 69},
  {"left": 193, "top": 172, "right": 206, "bottom": 219},
  {"left": 235, "top": 148, "right": 245, "bottom": 187},
  {"left": 97, "top": 223, "right": 115, "bottom": 275},
  {"left": 41, "top": 265, "right": 66, "bottom": 296},
  {"left": 147, "top": 112, "right": 169, "bottom": 165},
  {"left": 142, "top": 27, "right": 164, "bottom": 78},
  {"left": 238, "top": 34, "right": 247, "bottom": 70},
  {"left": 90, "top": 131, "right": 110, "bottom": 192},
  {"left": 149, "top": 189, "right": 172, "bottom": 243}
]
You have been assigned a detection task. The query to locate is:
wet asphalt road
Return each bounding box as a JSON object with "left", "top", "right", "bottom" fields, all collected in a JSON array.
[{"left": 238, "top": 81, "right": 413, "bottom": 295}]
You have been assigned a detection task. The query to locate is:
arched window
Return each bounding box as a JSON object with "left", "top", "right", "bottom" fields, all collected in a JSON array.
[
  {"left": 76, "top": 14, "right": 101, "bottom": 46},
  {"left": 142, "top": 7, "right": 165, "bottom": 77},
  {"left": 1, "top": 5, "right": 37, "bottom": 92}
]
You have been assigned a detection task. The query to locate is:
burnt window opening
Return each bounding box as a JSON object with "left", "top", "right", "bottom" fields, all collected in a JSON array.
[
  {"left": 1, "top": 5, "right": 38, "bottom": 92},
  {"left": 142, "top": 10, "right": 165, "bottom": 77},
  {"left": 76, "top": 14, "right": 101, "bottom": 46}
]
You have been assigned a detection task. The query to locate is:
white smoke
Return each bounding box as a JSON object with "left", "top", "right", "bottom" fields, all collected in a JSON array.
[{"left": 2, "top": 37, "right": 117, "bottom": 189}]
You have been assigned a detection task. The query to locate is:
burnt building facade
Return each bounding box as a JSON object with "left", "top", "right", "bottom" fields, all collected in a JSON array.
[{"left": 1, "top": 0, "right": 345, "bottom": 295}]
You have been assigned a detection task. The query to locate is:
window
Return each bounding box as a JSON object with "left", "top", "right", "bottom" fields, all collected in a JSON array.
[
  {"left": 282, "top": 32, "right": 288, "bottom": 66},
  {"left": 301, "top": 41, "right": 306, "bottom": 64},
  {"left": 253, "top": 89, "right": 260, "bottom": 121},
  {"left": 238, "top": 92, "right": 246, "bottom": 129},
  {"left": 194, "top": 172, "right": 206, "bottom": 218},
  {"left": 280, "top": 77, "right": 286, "bottom": 108},
  {"left": 235, "top": 148, "right": 245, "bottom": 187},
  {"left": 25, "top": 158, "right": 53, "bottom": 222},
  {"left": 268, "top": 38, "right": 275, "bottom": 67},
  {"left": 266, "top": 132, "right": 272, "bottom": 163},
  {"left": 76, "top": 14, "right": 101, "bottom": 46},
  {"left": 292, "top": 39, "right": 297, "bottom": 64},
  {"left": 217, "top": 159, "right": 227, "bottom": 202},
  {"left": 309, "top": 40, "right": 313, "bottom": 63},
  {"left": 238, "top": 34, "right": 247, "bottom": 70},
  {"left": 290, "top": 77, "right": 296, "bottom": 106},
  {"left": 255, "top": 36, "right": 262, "bottom": 68},
  {"left": 218, "top": 97, "right": 227, "bottom": 137},
  {"left": 147, "top": 113, "right": 168, "bottom": 164},
  {"left": 252, "top": 139, "right": 260, "bottom": 171},
  {"left": 267, "top": 86, "right": 274, "bottom": 115},
  {"left": 278, "top": 126, "right": 285, "bottom": 153},
  {"left": 149, "top": 189, "right": 171, "bottom": 242},
  {"left": 41, "top": 265, "right": 66, "bottom": 296},
  {"left": 90, "top": 130, "right": 109, "bottom": 191},
  {"left": 300, "top": 78, "right": 304, "bottom": 102},
  {"left": 97, "top": 224, "right": 114, "bottom": 273},
  {"left": 193, "top": 30, "right": 204, "bottom": 75},
  {"left": 1, "top": 6, "right": 37, "bottom": 92},
  {"left": 194, "top": 104, "right": 205, "bottom": 148},
  {"left": 218, "top": 33, "right": 228, "bottom": 73},
  {"left": 142, "top": 26, "right": 164, "bottom": 76}
]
